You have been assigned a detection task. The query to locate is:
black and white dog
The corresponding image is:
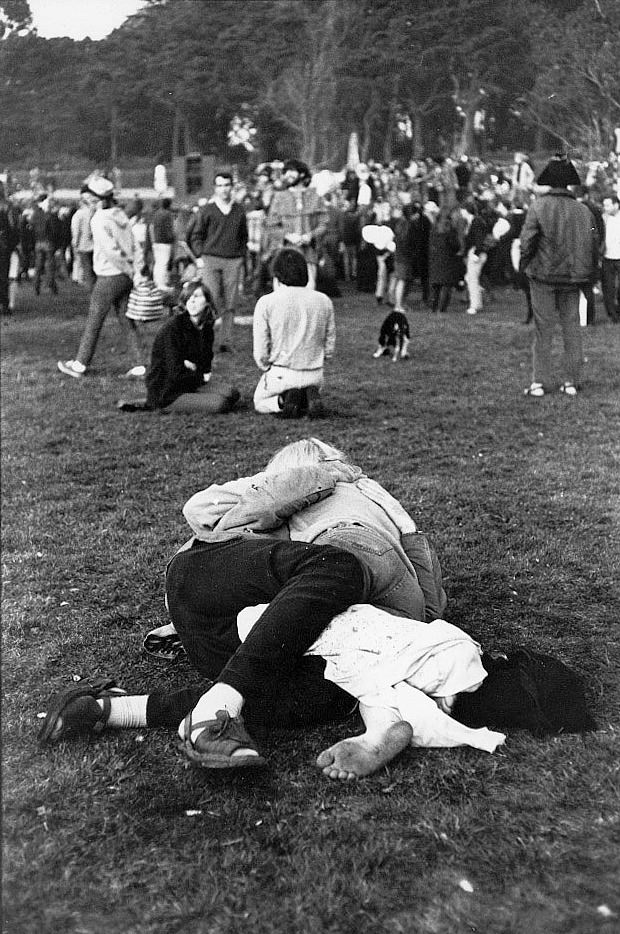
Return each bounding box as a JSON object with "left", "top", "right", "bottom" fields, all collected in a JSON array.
[{"left": 373, "top": 310, "right": 410, "bottom": 362}]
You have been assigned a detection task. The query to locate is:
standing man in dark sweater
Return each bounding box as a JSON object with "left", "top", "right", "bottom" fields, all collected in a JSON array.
[{"left": 188, "top": 172, "right": 248, "bottom": 352}]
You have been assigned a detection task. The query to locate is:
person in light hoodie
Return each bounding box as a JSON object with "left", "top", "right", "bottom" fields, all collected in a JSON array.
[{"left": 57, "top": 177, "right": 144, "bottom": 379}]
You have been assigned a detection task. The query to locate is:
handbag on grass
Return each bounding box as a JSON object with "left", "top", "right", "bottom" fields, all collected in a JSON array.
[{"left": 126, "top": 280, "right": 166, "bottom": 323}]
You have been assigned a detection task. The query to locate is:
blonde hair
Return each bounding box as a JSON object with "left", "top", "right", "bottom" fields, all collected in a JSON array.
[{"left": 265, "top": 438, "right": 349, "bottom": 474}]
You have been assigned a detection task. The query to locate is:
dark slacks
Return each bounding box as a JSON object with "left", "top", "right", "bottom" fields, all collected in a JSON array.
[
  {"left": 601, "top": 258, "right": 620, "bottom": 320},
  {"left": 164, "top": 537, "right": 367, "bottom": 728}
]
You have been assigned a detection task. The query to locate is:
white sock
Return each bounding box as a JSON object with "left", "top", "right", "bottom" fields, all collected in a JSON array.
[
  {"left": 177, "top": 684, "right": 253, "bottom": 753},
  {"left": 98, "top": 695, "right": 148, "bottom": 729}
]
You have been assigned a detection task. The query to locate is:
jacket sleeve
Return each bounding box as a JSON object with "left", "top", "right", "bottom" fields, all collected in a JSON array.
[
  {"left": 183, "top": 475, "right": 260, "bottom": 537},
  {"left": 518, "top": 206, "right": 540, "bottom": 272},
  {"left": 252, "top": 297, "right": 271, "bottom": 370},
  {"left": 400, "top": 532, "right": 448, "bottom": 622},
  {"left": 218, "top": 466, "right": 337, "bottom": 532},
  {"left": 188, "top": 211, "right": 206, "bottom": 258}
]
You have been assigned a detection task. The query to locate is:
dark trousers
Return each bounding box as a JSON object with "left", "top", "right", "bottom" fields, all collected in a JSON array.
[
  {"left": 431, "top": 284, "right": 452, "bottom": 313},
  {"left": 0, "top": 247, "right": 9, "bottom": 310},
  {"left": 34, "top": 240, "right": 56, "bottom": 293},
  {"left": 164, "top": 537, "right": 366, "bottom": 727},
  {"left": 601, "top": 258, "right": 620, "bottom": 320}
]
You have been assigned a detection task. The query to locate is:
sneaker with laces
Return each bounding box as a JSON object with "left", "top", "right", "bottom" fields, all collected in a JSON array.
[
  {"left": 559, "top": 382, "right": 577, "bottom": 396},
  {"left": 57, "top": 359, "right": 86, "bottom": 378},
  {"left": 180, "top": 709, "right": 266, "bottom": 769},
  {"left": 524, "top": 382, "right": 545, "bottom": 397}
]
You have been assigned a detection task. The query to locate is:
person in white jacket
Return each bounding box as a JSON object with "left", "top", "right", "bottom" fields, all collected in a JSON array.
[{"left": 57, "top": 176, "right": 144, "bottom": 379}]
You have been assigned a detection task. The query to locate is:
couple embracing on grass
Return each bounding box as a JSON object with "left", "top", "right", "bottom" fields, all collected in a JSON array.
[{"left": 39, "top": 438, "right": 596, "bottom": 780}]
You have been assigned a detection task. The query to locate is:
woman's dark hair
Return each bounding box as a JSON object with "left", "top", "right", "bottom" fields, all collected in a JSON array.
[
  {"left": 271, "top": 248, "right": 308, "bottom": 287},
  {"left": 180, "top": 279, "right": 216, "bottom": 309},
  {"left": 213, "top": 170, "right": 233, "bottom": 184}
]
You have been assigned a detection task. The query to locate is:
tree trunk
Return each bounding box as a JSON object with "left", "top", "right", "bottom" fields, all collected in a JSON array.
[
  {"left": 382, "top": 77, "right": 400, "bottom": 164},
  {"left": 110, "top": 102, "right": 119, "bottom": 164},
  {"left": 412, "top": 111, "right": 424, "bottom": 158}
]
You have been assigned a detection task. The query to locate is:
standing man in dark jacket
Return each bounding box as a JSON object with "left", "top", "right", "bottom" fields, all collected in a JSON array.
[
  {"left": 188, "top": 172, "right": 248, "bottom": 353},
  {"left": 520, "top": 155, "right": 600, "bottom": 397},
  {"left": 31, "top": 194, "right": 62, "bottom": 296}
]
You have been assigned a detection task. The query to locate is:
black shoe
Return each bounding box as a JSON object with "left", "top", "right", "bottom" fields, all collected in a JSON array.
[
  {"left": 305, "top": 385, "right": 326, "bottom": 418},
  {"left": 277, "top": 388, "right": 305, "bottom": 419}
]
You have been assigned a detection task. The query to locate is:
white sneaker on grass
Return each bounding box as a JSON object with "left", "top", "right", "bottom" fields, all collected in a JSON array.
[
  {"left": 123, "top": 365, "right": 146, "bottom": 379},
  {"left": 57, "top": 359, "right": 86, "bottom": 378}
]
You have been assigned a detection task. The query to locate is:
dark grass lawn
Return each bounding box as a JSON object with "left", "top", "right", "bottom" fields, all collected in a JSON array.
[{"left": 2, "top": 278, "right": 619, "bottom": 934}]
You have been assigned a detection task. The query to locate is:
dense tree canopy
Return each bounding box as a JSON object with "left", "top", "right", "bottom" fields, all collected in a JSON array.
[{"left": 0, "top": 0, "right": 618, "bottom": 167}]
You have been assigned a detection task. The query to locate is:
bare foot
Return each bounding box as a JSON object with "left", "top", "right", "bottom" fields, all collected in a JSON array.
[{"left": 315, "top": 722, "right": 413, "bottom": 781}]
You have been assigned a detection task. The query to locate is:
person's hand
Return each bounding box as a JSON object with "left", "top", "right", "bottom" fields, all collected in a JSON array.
[
  {"left": 203, "top": 372, "right": 211, "bottom": 383},
  {"left": 196, "top": 257, "right": 205, "bottom": 269},
  {"left": 184, "top": 359, "right": 197, "bottom": 371}
]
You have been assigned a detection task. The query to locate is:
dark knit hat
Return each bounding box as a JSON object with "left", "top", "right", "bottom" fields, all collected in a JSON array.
[
  {"left": 452, "top": 648, "right": 597, "bottom": 737},
  {"left": 537, "top": 154, "right": 581, "bottom": 188}
]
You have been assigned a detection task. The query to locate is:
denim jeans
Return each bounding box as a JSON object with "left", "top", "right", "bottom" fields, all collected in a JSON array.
[
  {"left": 165, "top": 537, "right": 366, "bottom": 722},
  {"left": 529, "top": 281, "right": 583, "bottom": 387},
  {"left": 76, "top": 273, "right": 133, "bottom": 367},
  {"left": 314, "top": 524, "right": 426, "bottom": 622}
]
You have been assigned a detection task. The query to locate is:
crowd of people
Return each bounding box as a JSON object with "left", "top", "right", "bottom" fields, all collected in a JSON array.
[
  {"left": 1, "top": 147, "right": 619, "bottom": 408},
  {"left": 4, "top": 150, "right": 605, "bottom": 780}
]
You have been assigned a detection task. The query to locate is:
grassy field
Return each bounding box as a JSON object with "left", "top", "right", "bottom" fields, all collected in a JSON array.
[{"left": 2, "top": 277, "right": 619, "bottom": 934}]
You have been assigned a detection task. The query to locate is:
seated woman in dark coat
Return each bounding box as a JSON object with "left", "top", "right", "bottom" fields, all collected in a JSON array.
[{"left": 117, "top": 280, "right": 240, "bottom": 413}]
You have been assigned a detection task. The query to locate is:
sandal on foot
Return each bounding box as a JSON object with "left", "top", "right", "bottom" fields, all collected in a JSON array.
[
  {"left": 179, "top": 710, "right": 266, "bottom": 770},
  {"left": 143, "top": 623, "right": 186, "bottom": 662},
  {"left": 559, "top": 382, "right": 577, "bottom": 396},
  {"left": 38, "top": 677, "right": 126, "bottom": 744},
  {"left": 524, "top": 382, "right": 545, "bottom": 397}
]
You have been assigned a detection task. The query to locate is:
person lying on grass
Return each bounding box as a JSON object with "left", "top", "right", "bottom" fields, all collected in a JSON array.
[
  {"left": 117, "top": 279, "right": 240, "bottom": 414},
  {"left": 41, "top": 437, "right": 451, "bottom": 778},
  {"left": 183, "top": 437, "right": 447, "bottom": 623},
  {"left": 38, "top": 602, "right": 596, "bottom": 781},
  {"left": 39, "top": 437, "right": 596, "bottom": 778}
]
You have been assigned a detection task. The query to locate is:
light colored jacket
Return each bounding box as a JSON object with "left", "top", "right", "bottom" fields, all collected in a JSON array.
[
  {"left": 183, "top": 462, "right": 447, "bottom": 620},
  {"left": 71, "top": 204, "right": 94, "bottom": 252},
  {"left": 91, "top": 206, "right": 134, "bottom": 278}
]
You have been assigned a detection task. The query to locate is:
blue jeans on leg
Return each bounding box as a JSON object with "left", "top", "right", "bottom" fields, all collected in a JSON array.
[
  {"left": 76, "top": 273, "right": 133, "bottom": 367},
  {"left": 165, "top": 537, "right": 366, "bottom": 722},
  {"left": 529, "top": 281, "right": 583, "bottom": 388}
]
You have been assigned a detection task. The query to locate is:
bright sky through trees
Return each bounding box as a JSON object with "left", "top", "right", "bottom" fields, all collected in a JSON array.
[{"left": 29, "top": 0, "right": 147, "bottom": 40}]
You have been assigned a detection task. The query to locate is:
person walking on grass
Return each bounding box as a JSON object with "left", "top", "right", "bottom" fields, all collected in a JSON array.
[
  {"left": 520, "top": 155, "right": 601, "bottom": 398},
  {"left": 57, "top": 177, "right": 144, "bottom": 380}
]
